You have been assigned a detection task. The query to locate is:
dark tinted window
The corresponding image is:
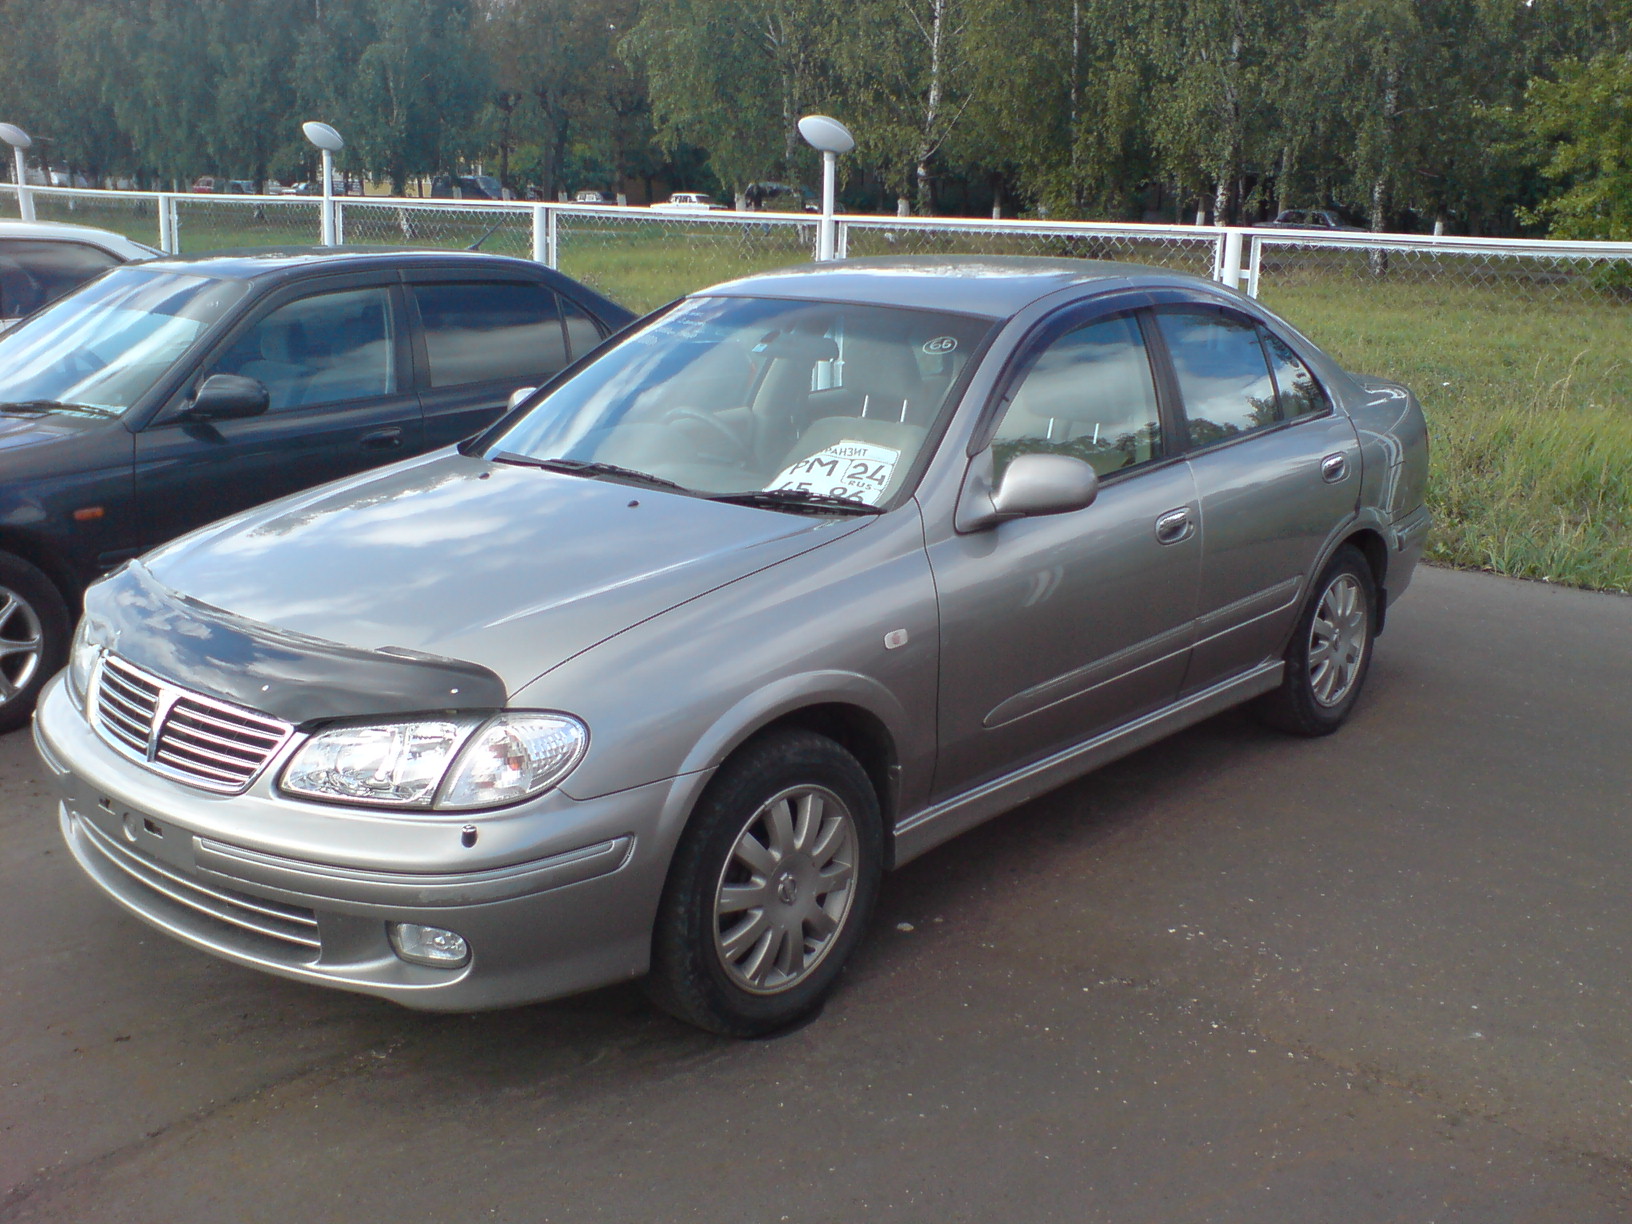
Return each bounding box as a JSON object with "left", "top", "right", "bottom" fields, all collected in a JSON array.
[
  {"left": 1157, "top": 309, "right": 1278, "bottom": 446},
  {"left": 1262, "top": 329, "right": 1329, "bottom": 420},
  {"left": 990, "top": 313, "right": 1162, "bottom": 479},
  {"left": 560, "top": 295, "right": 605, "bottom": 360},
  {"left": 209, "top": 287, "right": 396, "bottom": 412},
  {"left": 0, "top": 239, "right": 122, "bottom": 318},
  {"left": 413, "top": 281, "right": 568, "bottom": 388}
]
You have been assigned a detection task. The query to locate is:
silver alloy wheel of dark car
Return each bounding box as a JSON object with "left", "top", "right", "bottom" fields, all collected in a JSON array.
[
  {"left": 0, "top": 582, "right": 44, "bottom": 705},
  {"left": 1307, "top": 571, "right": 1368, "bottom": 708},
  {"left": 712, "top": 783, "right": 859, "bottom": 994}
]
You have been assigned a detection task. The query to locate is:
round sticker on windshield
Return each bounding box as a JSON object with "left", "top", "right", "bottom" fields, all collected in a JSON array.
[{"left": 923, "top": 336, "right": 958, "bottom": 355}]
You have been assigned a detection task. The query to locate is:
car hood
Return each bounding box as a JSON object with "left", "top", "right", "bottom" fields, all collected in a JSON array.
[
  {"left": 0, "top": 405, "right": 118, "bottom": 452},
  {"left": 142, "top": 449, "right": 866, "bottom": 694}
]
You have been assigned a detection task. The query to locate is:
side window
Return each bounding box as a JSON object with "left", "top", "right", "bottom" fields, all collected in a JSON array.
[
  {"left": 208, "top": 287, "right": 396, "bottom": 412},
  {"left": 559, "top": 295, "right": 606, "bottom": 361},
  {"left": 413, "top": 281, "right": 568, "bottom": 388},
  {"left": 990, "top": 313, "right": 1162, "bottom": 480},
  {"left": 1261, "top": 328, "right": 1329, "bottom": 420},
  {"left": 1155, "top": 309, "right": 1278, "bottom": 447},
  {"left": 0, "top": 239, "right": 122, "bottom": 317}
]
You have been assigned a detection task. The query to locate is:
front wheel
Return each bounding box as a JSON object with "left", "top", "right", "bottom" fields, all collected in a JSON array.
[
  {"left": 0, "top": 551, "right": 71, "bottom": 734},
  {"left": 649, "top": 730, "right": 883, "bottom": 1037},
  {"left": 1256, "top": 546, "right": 1376, "bottom": 737}
]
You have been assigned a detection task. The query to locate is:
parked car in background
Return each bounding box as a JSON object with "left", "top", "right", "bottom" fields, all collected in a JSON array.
[
  {"left": 650, "top": 192, "right": 726, "bottom": 212},
  {"left": 744, "top": 182, "right": 819, "bottom": 212},
  {"left": 189, "top": 177, "right": 217, "bottom": 194},
  {"left": 33, "top": 256, "right": 1430, "bottom": 1037},
  {"left": 0, "top": 247, "right": 633, "bottom": 730},
  {"left": 1256, "top": 209, "right": 1364, "bottom": 232},
  {"left": 0, "top": 220, "right": 158, "bottom": 332},
  {"left": 222, "top": 180, "right": 258, "bottom": 195},
  {"left": 431, "top": 174, "right": 505, "bottom": 201},
  {"left": 573, "top": 190, "right": 615, "bottom": 205}
]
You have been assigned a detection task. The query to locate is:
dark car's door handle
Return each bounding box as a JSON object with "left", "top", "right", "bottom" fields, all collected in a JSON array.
[
  {"left": 1155, "top": 508, "right": 1195, "bottom": 546},
  {"left": 360, "top": 427, "right": 404, "bottom": 450},
  {"left": 1321, "top": 453, "right": 1350, "bottom": 483}
]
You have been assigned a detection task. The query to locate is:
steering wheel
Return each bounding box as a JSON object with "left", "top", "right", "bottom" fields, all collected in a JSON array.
[{"left": 664, "top": 407, "right": 756, "bottom": 465}]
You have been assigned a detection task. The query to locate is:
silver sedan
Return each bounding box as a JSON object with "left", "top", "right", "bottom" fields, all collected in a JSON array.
[{"left": 34, "top": 257, "right": 1430, "bottom": 1035}]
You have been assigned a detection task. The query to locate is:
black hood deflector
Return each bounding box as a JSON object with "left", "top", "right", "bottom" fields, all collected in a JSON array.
[{"left": 81, "top": 562, "right": 508, "bottom": 726}]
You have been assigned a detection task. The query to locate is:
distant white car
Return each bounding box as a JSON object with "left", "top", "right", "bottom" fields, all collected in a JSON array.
[
  {"left": 574, "top": 190, "right": 615, "bottom": 205},
  {"left": 650, "top": 192, "right": 726, "bottom": 213},
  {"left": 0, "top": 220, "right": 158, "bottom": 331}
]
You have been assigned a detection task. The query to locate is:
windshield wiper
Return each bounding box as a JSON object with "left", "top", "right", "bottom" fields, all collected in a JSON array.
[
  {"left": 708, "top": 488, "right": 885, "bottom": 515},
  {"left": 488, "top": 452, "right": 689, "bottom": 492},
  {"left": 0, "top": 399, "right": 115, "bottom": 417}
]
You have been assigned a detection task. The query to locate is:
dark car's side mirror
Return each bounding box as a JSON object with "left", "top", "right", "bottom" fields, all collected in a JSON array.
[
  {"left": 956, "top": 450, "right": 1099, "bottom": 533},
  {"left": 186, "top": 374, "right": 270, "bottom": 421}
]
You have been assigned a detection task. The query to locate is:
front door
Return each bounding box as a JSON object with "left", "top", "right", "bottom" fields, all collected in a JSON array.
[
  {"left": 927, "top": 308, "right": 1202, "bottom": 801},
  {"left": 133, "top": 278, "right": 420, "bottom": 551}
]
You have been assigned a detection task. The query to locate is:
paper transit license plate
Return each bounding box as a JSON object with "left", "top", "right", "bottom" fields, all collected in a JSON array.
[{"left": 769, "top": 440, "right": 901, "bottom": 505}]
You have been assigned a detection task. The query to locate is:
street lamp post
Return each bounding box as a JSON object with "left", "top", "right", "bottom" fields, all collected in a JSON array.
[
  {"left": 797, "top": 115, "right": 855, "bottom": 262},
  {"left": 301, "top": 121, "right": 345, "bottom": 246},
  {"left": 0, "top": 124, "right": 35, "bottom": 222}
]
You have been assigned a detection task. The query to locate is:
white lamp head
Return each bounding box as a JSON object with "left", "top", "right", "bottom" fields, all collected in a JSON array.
[
  {"left": 302, "top": 121, "right": 345, "bottom": 153},
  {"left": 0, "top": 123, "right": 33, "bottom": 151},
  {"left": 798, "top": 115, "right": 855, "bottom": 156}
]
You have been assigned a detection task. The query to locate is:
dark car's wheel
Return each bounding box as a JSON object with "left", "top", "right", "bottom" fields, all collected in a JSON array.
[
  {"left": 0, "top": 552, "right": 71, "bottom": 734},
  {"left": 1257, "top": 545, "right": 1376, "bottom": 737},
  {"left": 649, "top": 729, "right": 883, "bottom": 1037}
]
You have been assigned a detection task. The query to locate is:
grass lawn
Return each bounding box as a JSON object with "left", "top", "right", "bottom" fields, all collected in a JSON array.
[{"left": 15, "top": 193, "right": 1632, "bottom": 592}]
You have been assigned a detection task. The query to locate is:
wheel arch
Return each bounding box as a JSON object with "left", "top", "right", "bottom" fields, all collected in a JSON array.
[
  {"left": 0, "top": 529, "right": 81, "bottom": 612},
  {"left": 1337, "top": 526, "right": 1390, "bottom": 634}
]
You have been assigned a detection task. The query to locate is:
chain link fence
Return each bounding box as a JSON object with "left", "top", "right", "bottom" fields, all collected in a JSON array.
[{"left": 837, "top": 216, "right": 1223, "bottom": 279}]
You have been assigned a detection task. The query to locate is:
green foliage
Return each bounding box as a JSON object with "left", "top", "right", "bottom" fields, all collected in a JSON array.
[{"left": 1521, "top": 51, "right": 1632, "bottom": 241}]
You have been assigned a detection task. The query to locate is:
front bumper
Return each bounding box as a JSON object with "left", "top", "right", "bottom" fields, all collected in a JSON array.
[{"left": 34, "top": 676, "right": 706, "bottom": 1011}]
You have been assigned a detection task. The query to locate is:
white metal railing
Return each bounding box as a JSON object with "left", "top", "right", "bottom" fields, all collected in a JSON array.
[{"left": 4, "top": 181, "right": 1631, "bottom": 308}]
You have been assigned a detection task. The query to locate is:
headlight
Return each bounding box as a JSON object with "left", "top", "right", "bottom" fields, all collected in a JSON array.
[
  {"left": 67, "top": 620, "right": 100, "bottom": 708},
  {"left": 279, "top": 712, "right": 586, "bottom": 811}
]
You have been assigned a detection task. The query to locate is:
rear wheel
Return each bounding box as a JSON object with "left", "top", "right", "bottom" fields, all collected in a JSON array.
[
  {"left": 1256, "top": 546, "right": 1376, "bottom": 737},
  {"left": 0, "top": 551, "right": 71, "bottom": 734},
  {"left": 649, "top": 729, "right": 883, "bottom": 1037}
]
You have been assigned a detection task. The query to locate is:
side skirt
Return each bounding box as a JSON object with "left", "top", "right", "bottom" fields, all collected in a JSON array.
[{"left": 891, "top": 661, "right": 1284, "bottom": 868}]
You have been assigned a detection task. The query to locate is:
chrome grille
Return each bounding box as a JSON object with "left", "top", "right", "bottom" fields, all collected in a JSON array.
[
  {"left": 92, "top": 654, "right": 296, "bottom": 793},
  {"left": 77, "top": 813, "right": 320, "bottom": 960}
]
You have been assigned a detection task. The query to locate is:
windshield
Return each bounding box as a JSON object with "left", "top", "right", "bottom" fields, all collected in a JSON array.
[
  {"left": 484, "top": 295, "right": 993, "bottom": 508},
  {"left": 0, "top": 267, "right": 248, "bottom": 415}
]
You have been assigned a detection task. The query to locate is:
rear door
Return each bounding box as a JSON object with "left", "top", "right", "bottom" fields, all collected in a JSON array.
[
  {"left": 407, "top": 273, "right": 608, "bottom": 449},
  {"left": 132, "top": 273, "right": 420, "bottom": 549},
  {"left": 1150, "top": 300, "right": 1362, "bottom": 694}
]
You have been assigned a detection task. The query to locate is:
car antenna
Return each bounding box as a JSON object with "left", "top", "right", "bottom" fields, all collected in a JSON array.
[{"left": 466, "top": 220, "right": 504, "bottom": 251}]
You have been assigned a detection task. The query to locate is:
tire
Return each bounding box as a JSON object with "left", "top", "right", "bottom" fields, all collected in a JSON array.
[
  {"left": 1256, "top": 545, "right": 1376, "bottom": 738},
  {"left": 0, "top": 551, "right": 71, "bottom": 734},
  {"left": 648, "top": 729, "right": 883, "bottom": 1037}
]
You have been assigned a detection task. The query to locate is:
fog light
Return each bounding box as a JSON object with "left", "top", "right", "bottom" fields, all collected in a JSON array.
[{"left": 388, "top": 922, "right": 470, "bottom": 968}]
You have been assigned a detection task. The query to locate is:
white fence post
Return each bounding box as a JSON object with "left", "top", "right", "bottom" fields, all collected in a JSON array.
[
  {"left": 1216, "top": 227, "right": 1246, "bottom": 290},
  {"left": 1246, "top": 234, "right": 1263, "bottom": 299},
  {"left": 544, "top": 205, "right": 559, "bottom": 268},
  {"left": 532, "top": 205, "right": 548, "bottom": 265},
  {"left": 334, "top": 197, "right": 345, "bottom": 246},
  {"left": 157, "top": 193, "right": 174, "bottom": 252},
  {"left": 11, "top": 147, "right": 34, "bottom": 221}
]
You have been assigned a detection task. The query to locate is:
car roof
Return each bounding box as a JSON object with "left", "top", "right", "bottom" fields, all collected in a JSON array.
[
  {"left": 127, "top": 246, "right": 565, "bottom": 283},
  {"left": 0, "top": 219, "right": 160, "bottom": 259},
  {"left": 697, "top": 255, "right": 1217, "bottom": 319}
]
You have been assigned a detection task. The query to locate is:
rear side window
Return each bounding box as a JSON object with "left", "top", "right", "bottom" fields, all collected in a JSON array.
[
  {"left": 413, "top": 281, "right": 569, "bottom": 388},
  {"left": 1261, "top": 329, "right": 1329, "bottom": 420},
  {"left": 0, "top": 239, "right": 122, "bottom": 317},
  {"left": 560, "top": 295, "right": 606, "bottom": 359},
  {"left": 1156, "top": 309, "right": 1279, "bottom": 447}
]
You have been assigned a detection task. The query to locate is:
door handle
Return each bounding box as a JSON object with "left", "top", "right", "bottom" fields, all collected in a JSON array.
[
  {"left": 1320, "top": 453, "right": 1349, "bottom": 483},
  {"left": 1155, "top": 508, "right": 1194, "bottom": 546},
  {"left": 360, "top": 427, "right": 404, "bottom": 450}
]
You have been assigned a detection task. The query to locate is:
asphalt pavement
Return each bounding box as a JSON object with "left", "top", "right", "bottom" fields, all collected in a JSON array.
[{"left": 2, "top": 565, "right": 1629, "bottom": 1223}]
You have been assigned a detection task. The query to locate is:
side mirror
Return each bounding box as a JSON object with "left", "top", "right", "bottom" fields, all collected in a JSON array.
[
  {"left": 186, "top": 374, "right": 269, "bottom": 421},
  {"left": 507, "top": 385, "right": 538, "bottom": 411},
  {"left": 955, "top": 451, "right": 1099, "bottom": 533}
]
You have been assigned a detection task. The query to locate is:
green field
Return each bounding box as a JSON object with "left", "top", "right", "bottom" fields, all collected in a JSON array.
[{"left": 11, "top": 193, "right": 1631, "bottom": 592}]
